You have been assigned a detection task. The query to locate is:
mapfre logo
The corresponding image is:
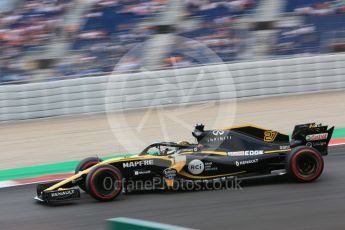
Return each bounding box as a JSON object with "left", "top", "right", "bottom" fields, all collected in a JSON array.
[
  {"left": 264, "top": 130, "right": 278, "bottom": 142},
  {"left": 123, "top": 160, "right": 154, "bottom": 168},
  {"left": 188, "top": 159, "right": 204, "bottom": 175}
]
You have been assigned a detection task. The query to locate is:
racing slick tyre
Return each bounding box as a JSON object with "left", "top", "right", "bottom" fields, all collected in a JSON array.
[
  {"left": 286, "top": 146, "right": 324, "bottom": 182},
  {"left": 85, "top": 165, "right": 123, "bottom": 202},
  {"left": 75, "top": 157, "right": 102, "bottom": 192}
]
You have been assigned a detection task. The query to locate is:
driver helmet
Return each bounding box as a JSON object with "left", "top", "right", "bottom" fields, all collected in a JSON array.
[{"left": 177, "top": 140, "right": 190, "bottom": 145}]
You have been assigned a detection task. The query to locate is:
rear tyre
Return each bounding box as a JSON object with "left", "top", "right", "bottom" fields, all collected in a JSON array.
[
  {"left": 286, "top": 146, "right": 324, "bottom": 182},
  {"left": 86, "top": 165, "right": 122, "bottom": 201},
  {"left": 75, "top": 157, "right": 102, "bottom": 192}
]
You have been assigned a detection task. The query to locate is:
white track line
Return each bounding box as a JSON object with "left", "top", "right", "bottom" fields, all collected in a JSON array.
[
  {"left": 330, "top": 143, "right": 345, "bottom": 146},
  {"left": 0, "top": 181, "right": 19, "bottom": 188}
]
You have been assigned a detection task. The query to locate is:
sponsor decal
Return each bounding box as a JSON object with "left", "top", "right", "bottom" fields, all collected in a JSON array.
[
  {"left": 227, "top": 150, "right": 264, "bottom": 156},
  {"left": 306, "top": 133, "right": 328, "bottom": 141},
  {"left": 207, "top": 135, "right": 231, "bottom": 142},
  {"left": 264, "top": 130, "right": 278, "bottom": 142},
  {"left": 204, "top": 162, "right": 218, "bottom": 171},
  {"left": 212, "top": 130, "right": 225, "bottom": 136},
  {"left": 306, "top": 142, "right": 313, "bottom": 147},
  {"left": 235, "top": 159, "right": 259, "bottom": 167},
  {"left": 312, "top": 141, "right": 327, "bottom": 147},
  {"left": 205, "top": 130, "right": 231, "bottom": 142},
  {"left": 134, "top": 170, "right": 151, "bottom": 176},
  {"left": 188, "top": 159, "right": 204, "bottom": 175},
  {"left": 228, "top": 151, "right": 245, "bottom": 156},
  {"left": 280, "top": 145, "right": 290, "bottom": 150},
  {"left": 164, "top": 168, "right": 177, "bottom": 179},
  {"left": 123, "top": 160, "right": 154, "bottom": 168},
  {"left": 51, "top": 190, "right": 75, "bottom": 197}
]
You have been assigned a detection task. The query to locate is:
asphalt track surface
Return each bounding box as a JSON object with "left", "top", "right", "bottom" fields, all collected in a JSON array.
[{"left": 1, "top": 145, "right": 345, "bottom": 230}]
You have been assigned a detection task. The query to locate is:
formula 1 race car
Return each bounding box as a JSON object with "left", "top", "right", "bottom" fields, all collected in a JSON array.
[{"left": 35, "top": 123, "right": 334, "bottom": 203}]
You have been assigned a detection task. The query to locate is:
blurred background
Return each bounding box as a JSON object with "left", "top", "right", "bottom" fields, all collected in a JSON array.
[
  {"left": 1, "top": 2, "right": 345, "bottom": 229},
  {"left": 1, "top": 0, "right": 345, "bottom": 83},
  {"left": 1, "top": 0, "right": 345, "bottom": 168}
]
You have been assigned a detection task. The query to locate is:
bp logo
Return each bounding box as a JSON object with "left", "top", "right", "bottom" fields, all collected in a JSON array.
[{"left": 188, "top": 159, "right": 204, "bottom": 175}]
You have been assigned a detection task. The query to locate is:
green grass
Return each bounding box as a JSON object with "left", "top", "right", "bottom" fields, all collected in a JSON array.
[
  {"left": 332, "top": 128, "right": 345, "bottom": 139},
  {"left": 0, "top": 154, "right": 135, "bottom": 181}
]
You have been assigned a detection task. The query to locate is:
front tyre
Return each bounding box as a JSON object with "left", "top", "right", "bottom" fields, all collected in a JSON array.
[
  {"left": 286, "top": 146, "right": 324, "bottom": 182},
  {"left": 86, "top": 165, "right": 122, "bottom": 202},
  {"left": 75, "top": 157, "right": 102, "bottom": 192}
]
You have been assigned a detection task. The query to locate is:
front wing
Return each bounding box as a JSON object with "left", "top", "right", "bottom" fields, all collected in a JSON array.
[{"left": 35, "top": 182, "right": 81, "bottom": 203}]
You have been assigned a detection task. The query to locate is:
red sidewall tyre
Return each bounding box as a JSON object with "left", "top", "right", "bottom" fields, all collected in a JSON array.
[
  {"left": 75, "top": 157, "right": 102, "bottom": 192},
  {"left": 287, "top": 146, "right": 324, "bottom": 182},
  {"left": 75, "top": 157, "right": 102, "bottom": 174},
  {"left": 86, "top": 165, "right": 122, "bottom": 202}
]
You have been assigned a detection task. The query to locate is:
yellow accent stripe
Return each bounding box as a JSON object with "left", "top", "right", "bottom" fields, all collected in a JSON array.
[
  {"left": 264, "top": 149, "right": 291, "bottom": 154},
  {"left": 202, "top": 151, "right": 227, "bottom": 156},
  {"left": 178, "top": 170, "right": 246, "bottom": 179},
  {"left": 180, "top": 151, "right": 227, "bottom": 156},
  {"left": 46, "top": 174, "right": 82, "bottom": 191},
  {"left": 181, "top": 149, "right": 291, "bottom": 156}
]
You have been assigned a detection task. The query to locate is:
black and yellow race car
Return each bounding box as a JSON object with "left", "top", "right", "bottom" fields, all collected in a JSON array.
[{"left": 35, "top": 123, "right": 334, "bottom": 203}]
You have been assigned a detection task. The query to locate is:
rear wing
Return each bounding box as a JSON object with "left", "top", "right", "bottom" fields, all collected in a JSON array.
[{"left": 291, "top": 123, "right": 334, "bottom": 155}]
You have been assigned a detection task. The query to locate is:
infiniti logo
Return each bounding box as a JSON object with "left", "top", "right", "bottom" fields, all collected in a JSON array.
[{"left": 212, "top": 130, "right": 225, "bottom": 136}]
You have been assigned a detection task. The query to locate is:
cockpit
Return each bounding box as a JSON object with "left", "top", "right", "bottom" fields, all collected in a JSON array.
[{"left": 139, "top": 142, "right": 194, "bottom": 156}]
